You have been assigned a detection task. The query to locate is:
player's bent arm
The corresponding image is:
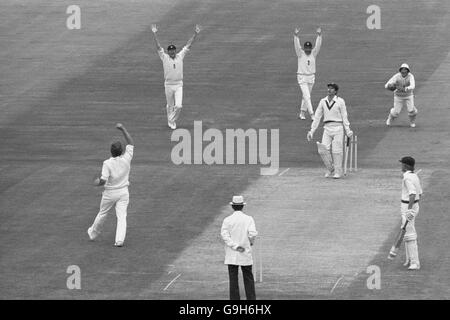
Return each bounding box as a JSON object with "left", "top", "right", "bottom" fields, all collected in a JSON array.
[
  {"left": 118, "top": 126, "right": 134, "bottom": 146},
  {"left": 385, "top": 74, "right": 397, "bottom": 89},
  {"left": 220, "top": 224, "right": 239, "bottom": 250},
  {"left": 407, "top": 193, "right": 416, "bottom": 210},
  {"left": 405, "top": 74, "right": 415, "bottom": 91}
]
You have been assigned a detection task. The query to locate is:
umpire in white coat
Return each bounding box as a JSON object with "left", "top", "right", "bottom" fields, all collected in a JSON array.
[{"left": 221, "top": 196, "right": 258, "bottom": 300}]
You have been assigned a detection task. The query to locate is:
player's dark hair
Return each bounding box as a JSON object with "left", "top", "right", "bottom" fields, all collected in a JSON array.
[
  {"left": 111, "top": 141, "right": 123, "bottom": 157},
  {"left": 232, "top": 204, "right": 244, "bottom": 211}
]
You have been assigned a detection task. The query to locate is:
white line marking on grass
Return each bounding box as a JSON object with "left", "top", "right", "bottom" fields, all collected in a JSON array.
[
  {"left": 330, "top": 275, "right": 344, "bottom": 294},
  {"left": 163, "top": 273, "right": 182, "bottom": 291},
  {"left": 278, "top": 168, "right": 290, "bottom": 176},
  {"left": 104, "top": 271, "right": 158, "bottom": 275}
]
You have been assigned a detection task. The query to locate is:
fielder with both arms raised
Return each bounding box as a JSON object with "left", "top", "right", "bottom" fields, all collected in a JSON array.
[
  {"left": 294, "top": 26, "right": 322, "bottom": 120},
  {"left": 151, "top": 24, "right": 201, "bottom": 129},
  {"left": 307, "top": 83, "right": 353, "bottom": 179}
]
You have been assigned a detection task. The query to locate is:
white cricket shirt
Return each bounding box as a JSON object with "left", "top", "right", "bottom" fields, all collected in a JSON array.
[
  {"left": 385, "top": 72, "right": 415, "bottom": 97},
  {"left": 158, "top": 47, "right": 189, "bottom": 86},
  {"left": 402, "top": 171, "right": 422, "bottom": 202},
  {"left": 101, "top": 144, "right": 134, "bottom": 190},
  {"left": 311, "top": 95, "right": 351, "bottom": 134},
  {"left": 221, "top": 211, "right": 258, "bottom": 266},
  {"left": 294, "top": 34, "right": 322, "bottom": 75}
]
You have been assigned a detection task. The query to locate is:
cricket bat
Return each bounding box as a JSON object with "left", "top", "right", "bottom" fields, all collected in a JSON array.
[
  {"left": 388, "top": 220, "right": 409, "bottom": 260},
  {"left": 344, "top": 135, "right": 350, "bottom": 175}
]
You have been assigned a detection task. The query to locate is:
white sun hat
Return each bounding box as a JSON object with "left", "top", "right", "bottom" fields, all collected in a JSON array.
[{"left": 230, "top": 195, "right": 246, "bottom": 205}]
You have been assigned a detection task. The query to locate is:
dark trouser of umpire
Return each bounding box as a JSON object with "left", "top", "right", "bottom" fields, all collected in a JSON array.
[{"left": 227, "top": 264, "right": 256, "bottom": 300}]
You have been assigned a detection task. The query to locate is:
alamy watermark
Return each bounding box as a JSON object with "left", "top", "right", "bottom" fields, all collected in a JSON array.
[
  {"left": 170, "top": 121, "right": 279, "bottom": 175},
  {"left": 66, "top": 265, "right": 81, "bottom": 290}
]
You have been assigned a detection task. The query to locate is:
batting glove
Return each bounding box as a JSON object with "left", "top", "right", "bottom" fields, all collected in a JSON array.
[
  {"left": 307, "top": 131, "right": 313, "bottom": 141},
  {"left": 405, "top": 209, "right": 415, "bottom": 221}
]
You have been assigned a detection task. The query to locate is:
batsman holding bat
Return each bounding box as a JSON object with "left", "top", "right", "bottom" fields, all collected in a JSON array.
[
  {"left": 389, "top": 156, "right": 423, "bottom": 270},
  {"left": 385, "top": 63, "right": 418, "bottom": 128},
  {"left": 307, "top": 83, "right": 353, "bottom": 179}
]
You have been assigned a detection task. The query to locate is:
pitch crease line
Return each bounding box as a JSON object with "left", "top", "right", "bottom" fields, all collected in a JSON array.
[
  {"left": 330, "top": 275, "right": 344, "bottom": 294},
  {"left": 278, "top": 168, "right": 290, "bottom": 176},
  {"left": 163, "top": 273, "right": 182, "bottom": 291}
]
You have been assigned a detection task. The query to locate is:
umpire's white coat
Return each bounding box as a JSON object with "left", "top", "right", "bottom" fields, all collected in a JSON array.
[{"left": 221, "top": 211, "right": 258, "bottom": 266}]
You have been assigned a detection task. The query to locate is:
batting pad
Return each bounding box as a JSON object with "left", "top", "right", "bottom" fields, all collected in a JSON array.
[{"left": 317, "top": 142, "right": 334, "bottom": 172}]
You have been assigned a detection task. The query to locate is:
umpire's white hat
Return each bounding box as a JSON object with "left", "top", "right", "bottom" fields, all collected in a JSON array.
[{"left": 230, "top": 195, "right": 246, "bottom": 205}]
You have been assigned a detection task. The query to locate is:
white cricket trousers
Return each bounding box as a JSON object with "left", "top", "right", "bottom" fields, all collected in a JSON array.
[
  {"left": 165, "top": 84, "right": 183, "bottom": 122},
  {"left": 321, "top": 123, "right": 344, "bottom": 153},
  {"left": 297, "top": 74, "right": 315, "bottom": 115},
  {"left": 91, "top": 187, "right": 129, "bottom": 243},
  {"left": 390, "top": 95, "right": 417, "bottom": 117}
]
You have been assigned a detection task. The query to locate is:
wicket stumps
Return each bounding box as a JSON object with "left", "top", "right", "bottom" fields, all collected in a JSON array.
[{"left": 344, "top": 135, "right": 358, "bottom": 174}]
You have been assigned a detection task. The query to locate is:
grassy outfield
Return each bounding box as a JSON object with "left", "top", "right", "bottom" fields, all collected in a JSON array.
[{"left": 0, "top": 0, "right": 449, "bottom": 299}]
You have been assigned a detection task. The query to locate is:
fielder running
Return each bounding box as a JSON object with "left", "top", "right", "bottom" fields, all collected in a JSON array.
[
  {"left": 294, "top": 26, "right": 322, "bottom": 120},
  {"left": 385, "top": 63, "right": 418, "bottom": 128},
  {"left": 307, "top": 83, "right": 353, "bottom": 179},
  {"left": 87, "top": 123, "right": 134, "bottom": 247},
  {"left": 151, "top": 24, "right": 201, "bottom": 129},
  {"left": 398, "top": 156, "right": 423, "bottom": 270}
]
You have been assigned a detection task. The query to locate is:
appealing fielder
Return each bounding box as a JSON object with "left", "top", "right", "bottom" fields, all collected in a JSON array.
[
  {"left": 307, "top": 83, "right": 353, "bottom": 179},
  {"left": 294, "top": 26, "right": 322, "bottom": 120},
  {"left": 385, "top": 63, "right": 417, "bottom": 128},
  {"left": 87, "top": 123, "right": 134, "bottom": 247},
  {"left": 398, "top": 156, "right": 423, "bottom": 270},
  {"left": 151, "top": 24, "right": 201, "bottom": 129}
]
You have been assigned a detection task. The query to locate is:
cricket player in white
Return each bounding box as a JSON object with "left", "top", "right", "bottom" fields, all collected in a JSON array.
[
  {"left": 294, "top": 27, "right": 322, "bottom": 120},
  {"left": 399, "top": 156, "right": 422, "bottom": 270},
  {"left": 385, "top": 63, "right": 417, "bottom": 127},
  {"left": 307, "top": 83, "right": 353, "bottom": 179},
  {"left": 151, "top": 24, "right": 201, "bottom": 129},
  {"left": 88, "top": 123, "right": 134, "bottom": 247}
]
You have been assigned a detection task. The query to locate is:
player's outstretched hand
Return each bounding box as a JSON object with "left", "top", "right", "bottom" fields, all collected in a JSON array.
[
  {"left": 307, "top": 131, "right": 313, "bottom": 141},
  {"left": 195, "top": 24, "right": 202, "bottom": 34},
  {"left": 294, "top": 27, "right": 300, "bottom": 36},
  {"left": 317, "top": 27, "right": 322, "bottom": 35},
  {"left": 151, "top": 24, "right": 158, "bottom": 33},
  {"left": 116, "top": 123, "right": 124, "bottom": 130}
]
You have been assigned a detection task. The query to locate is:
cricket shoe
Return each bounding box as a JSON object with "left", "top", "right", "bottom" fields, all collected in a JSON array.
[
  {"left": 87, "top": 227, "right": 98, "bottom": 241},
  {"left": 168, "top": 121, "right": 176, "bottom": 130},
  {"left": 332, "top": 173, "right": 342, "bottom": 179},
  {"left": 299, "top": 111, "right": 306, "bottom": 120},
  {"left": 403, "top": 259, "right": 410, "bottom": 267},
  {"left": 386, "top": 117, "right": 391, "bottom": 126},
  {"left": 324, "top": 171, "right": 334, "bottom": 178},
  {"left": 114, "top": 242, "right": 124, "bottom": 247},
  {"left": 410, "top": 123, "right": 416, "bottom": 128},
  {"left": 408, "top": 263, "right": 420, "bottom": 270}
]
